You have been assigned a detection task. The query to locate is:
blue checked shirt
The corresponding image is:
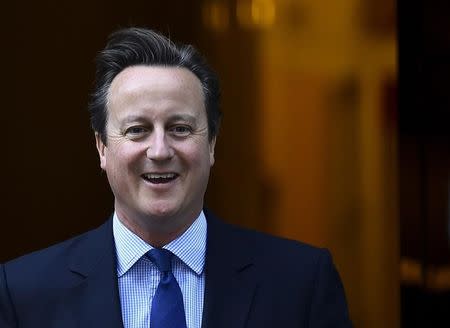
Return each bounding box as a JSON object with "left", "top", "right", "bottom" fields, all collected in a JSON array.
[{"left": 113, "top": 211, "right": 207, "bottom": 328}]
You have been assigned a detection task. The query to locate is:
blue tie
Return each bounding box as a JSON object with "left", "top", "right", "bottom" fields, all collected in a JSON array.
[{"left": 147, "top": 248, "right": 187, "bottom": 328}]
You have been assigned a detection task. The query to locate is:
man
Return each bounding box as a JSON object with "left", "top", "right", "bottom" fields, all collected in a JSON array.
[{"left": 0, "top": 27, "right": 352, "bottom": 328}]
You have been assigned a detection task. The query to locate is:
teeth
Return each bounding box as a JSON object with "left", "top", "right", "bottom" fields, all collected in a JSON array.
[{"left": 144, "top": 173, "right": 176, "bottom": 179}]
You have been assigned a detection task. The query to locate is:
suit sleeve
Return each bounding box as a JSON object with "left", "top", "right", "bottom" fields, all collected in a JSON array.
[
  {"left": 308, "top": 250, "right": 353, "bottom": 328},
  {"left": 0, "top": 264, "right": 18, "bottom": 328}
]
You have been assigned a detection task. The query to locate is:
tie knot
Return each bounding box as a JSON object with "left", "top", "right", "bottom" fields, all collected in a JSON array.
[{"left": 147, "top": 248, "right": 173, "bottom": 273}]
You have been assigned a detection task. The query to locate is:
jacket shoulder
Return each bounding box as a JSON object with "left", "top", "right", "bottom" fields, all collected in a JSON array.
[
  {"left": 2, "top": 219, "right": 112, "bottom": 288},
  {"left": 206, "top": 210, "right": 330, "bottom": 270}
]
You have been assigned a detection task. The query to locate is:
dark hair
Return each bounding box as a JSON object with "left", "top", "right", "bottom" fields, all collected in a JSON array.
[{"left": 88, "top": 27, "right": 221, "bottom": 144}]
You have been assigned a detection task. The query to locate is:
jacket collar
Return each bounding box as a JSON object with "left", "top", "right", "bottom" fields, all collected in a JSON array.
[{"left": 67, "top": 218, "right": 124, "bottom": 328}]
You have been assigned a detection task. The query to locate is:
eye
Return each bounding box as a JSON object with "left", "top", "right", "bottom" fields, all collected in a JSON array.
[
  {"left": 124, "top": 126, "right": 148, "bottom": 139},
  {"left": 169, "top": 125, "right": 192, "bottom": 137}
]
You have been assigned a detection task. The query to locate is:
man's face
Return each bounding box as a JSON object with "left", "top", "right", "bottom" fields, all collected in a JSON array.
[{"left": 96, "top": 66, "right": 215, "bottom": 230}]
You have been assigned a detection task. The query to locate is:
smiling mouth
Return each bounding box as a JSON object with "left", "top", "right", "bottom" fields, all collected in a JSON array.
[{"left": 141, "top": 173, "right": 179, "bottom": 184}]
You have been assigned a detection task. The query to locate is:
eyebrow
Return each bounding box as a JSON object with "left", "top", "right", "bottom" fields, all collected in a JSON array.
[
  {"left": 120, "top": 114, "right": 197, "bottom": 124},
  {"left": 168, "top": 114, "right": 197, "bottom": 124},
  {"left": 121, "top": 115, "right": 147, "bottom": 124}
]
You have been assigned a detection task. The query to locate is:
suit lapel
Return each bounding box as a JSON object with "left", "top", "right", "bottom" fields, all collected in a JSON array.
[
  {"left": 62, "top": 213, "right": 257, "bottom": 328},
  {"left": 66, "top": 219, "right": 124, "bottom": 328},
  {"left": 202, "top": 212, "right": 258, "bottom": 328}
]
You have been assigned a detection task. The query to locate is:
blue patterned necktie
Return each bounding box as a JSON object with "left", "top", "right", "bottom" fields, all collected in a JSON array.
[{"left": 147, "top": 248, "right": 187, "bottom": 328}]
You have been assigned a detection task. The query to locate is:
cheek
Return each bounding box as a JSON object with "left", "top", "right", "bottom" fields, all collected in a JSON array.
[
  {"left": 180, "top": 142, "right": 211, "bottom": 165},
  {"left": 186, "top": 150, "right": 215, "bottom": 179},
  {"left": 105, "top": 143, "right": 145, "bottom": 170}
]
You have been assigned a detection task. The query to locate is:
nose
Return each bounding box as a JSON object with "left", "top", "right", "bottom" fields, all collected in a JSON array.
[{"left": 146, "top": 129, "right": 174, "bottom": 161}]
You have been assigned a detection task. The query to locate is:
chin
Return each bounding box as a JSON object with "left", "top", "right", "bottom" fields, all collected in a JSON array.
[{"left": 145, "top": 203, "right": 179, "bottom": 219}]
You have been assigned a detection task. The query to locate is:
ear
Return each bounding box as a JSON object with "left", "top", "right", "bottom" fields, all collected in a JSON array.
[
  {"left": 95, "top": 133, "right": 107, "bottom": 170},
  {"left": 209, "top": 136, "right": 216, "bottom": 167}
]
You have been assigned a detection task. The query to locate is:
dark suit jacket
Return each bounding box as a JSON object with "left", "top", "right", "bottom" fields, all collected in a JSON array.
[{"left": 0, "top": 211, "right": 352, "bottom": 327}]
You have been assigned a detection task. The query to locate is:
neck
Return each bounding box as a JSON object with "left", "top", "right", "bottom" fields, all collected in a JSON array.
[{"left": 115, "top": 209, "right": 199, "bottom": 247}]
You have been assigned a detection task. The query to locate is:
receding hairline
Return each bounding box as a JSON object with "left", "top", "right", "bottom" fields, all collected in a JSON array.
[{"left": 104, "top": 65, "right": 208, "bottom": 129}]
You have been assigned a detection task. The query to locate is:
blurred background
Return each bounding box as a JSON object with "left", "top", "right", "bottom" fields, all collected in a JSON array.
[{"left": 1, "top": 0, "right": 449, "bottom": 327}]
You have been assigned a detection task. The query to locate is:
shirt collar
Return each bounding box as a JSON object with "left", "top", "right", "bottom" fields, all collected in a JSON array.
[{"left": 113, "top": 211, "right": 207, "bottom": 277}]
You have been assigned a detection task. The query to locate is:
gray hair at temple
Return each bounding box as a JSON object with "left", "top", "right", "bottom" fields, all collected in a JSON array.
[{"left": 88, "top": 27, "right": 222, "bottom": 144}]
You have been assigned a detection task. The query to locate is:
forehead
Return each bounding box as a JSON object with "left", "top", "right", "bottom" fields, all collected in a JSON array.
[{"left": 107, "top": 65, "right": 204, "bottom": 106}]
